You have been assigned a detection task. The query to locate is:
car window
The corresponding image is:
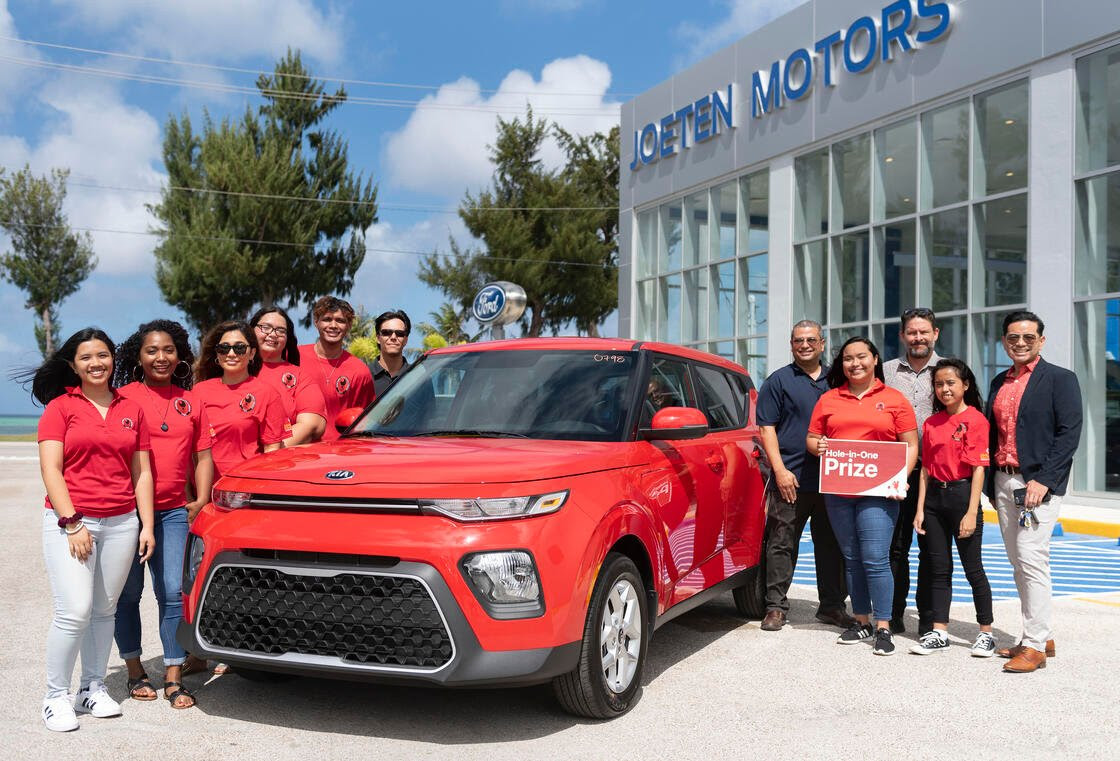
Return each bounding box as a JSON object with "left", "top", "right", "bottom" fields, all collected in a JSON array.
[
  {"left": 693, "top": 365, "right": 743, "bottom": 430},
  {"left": 640, "top": 356, "right": 693, "bottom": 428}
]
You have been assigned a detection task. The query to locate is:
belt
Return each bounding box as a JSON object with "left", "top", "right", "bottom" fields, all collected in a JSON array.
[
  {"left": 929, "top": 477, "right": 969, "bottom": 489},
  {"left": 996, "top": 465, "right": 1020, "bottom": 475}
]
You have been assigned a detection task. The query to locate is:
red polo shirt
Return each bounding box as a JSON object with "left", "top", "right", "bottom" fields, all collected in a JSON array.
[
  {"left": 808, "top": 379, "right": 918, "bottom": 442},
  {"left": 297, "top": 345, "right": 375, "bottom": 441},
  {"left": 991, "top": 356, "right": 1039, "bottom": 467},
  {"left": 118, "top": 382, "right": 212, "bottom": 511},
  {"left": 257, "top": 360, "right": 328, "bottom": 435},
  {"left": 38, "top": 387, "right": 151, "bottom": 517},
  {"left": 194, "top": 376, "right": 286, "bottom": 480},
  {"left": 922, "top": 406, "right": 990, "bottom": 482}
]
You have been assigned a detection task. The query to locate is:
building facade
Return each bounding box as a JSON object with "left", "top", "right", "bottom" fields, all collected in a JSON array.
[{"left": 619, "top": 0, "right": 1120, "bottom": 508}]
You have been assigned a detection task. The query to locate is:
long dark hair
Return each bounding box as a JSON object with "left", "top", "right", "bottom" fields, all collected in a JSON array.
[
  {"left": 248, "top": 306, "right": 300, "bottom": 365},
  {"left": 825, "top": 337, "right": 885, "bottom": 389},
  {"left": 930, "top": 358, "right": 984, "bottom": 412},
  {"left": 15, "top": 328, "right": 117, "bottom": 406},
  {"left": 113, "top": 319, "right": 196, "bottom": 390},
  {"left": 195, "top": 320, "right": 262, "bottom": 382}
]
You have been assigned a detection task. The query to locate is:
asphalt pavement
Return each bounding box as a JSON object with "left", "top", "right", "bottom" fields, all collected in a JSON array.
[{"left": 2, "top": 441, "right": 1118, "bottom": 761}]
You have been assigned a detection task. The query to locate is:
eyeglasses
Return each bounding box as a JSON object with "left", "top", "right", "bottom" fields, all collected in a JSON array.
[
  {"left": 216, "top": 343, "right": 250, "bottom": 355},
  {"left": 254, "top": 324, "right": 288, "bottom": 337},
  {"left": 379, "top": 329, "right": 408, "bottom": 338},
  {"left": 1004, "top": 333, "right": 1039, "bottom": 346},
  {"left": 791, "top": 337, "right": 820, "bottom": 345}
]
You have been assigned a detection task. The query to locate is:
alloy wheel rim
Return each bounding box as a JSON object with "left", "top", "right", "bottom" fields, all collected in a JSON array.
[{"left": 599, "top": 578, "right": 641, "bottom": 693}]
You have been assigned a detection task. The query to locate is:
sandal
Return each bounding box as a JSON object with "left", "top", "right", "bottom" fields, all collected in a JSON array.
[
  {"left": 163, "top": 681, "right": 196, "bottom": 710},
  {"left": 127, "top": 673, "right": 158, "bottom": 701},
  {"left": 180, "top": 656, "right": 210, "bottom": 678}
]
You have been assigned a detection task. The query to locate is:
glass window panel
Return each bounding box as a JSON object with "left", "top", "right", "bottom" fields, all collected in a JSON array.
[
  {"left": 871, "top": 322, "right": 898, "bottom": 361},
  {"left": 921, "top": 99, "right": 969, "bottom": 210},
  {"left": 746, "top": 170, "right": 770, "bottom": 253},
  {"left": 637, "top": 209, "right": 657, "bottom": 277},
  {"left": 976, "top": 194, "right": 1027, "bottom": 307},
  {"left": 828, "top": 327, "right": 864, "bottom": 356},
  {"left": 1076, "top": 43, "right": 1120, "bottom": 173},
  {"left": 934, "top": 313, "right": 967, "bottom": 361},
  {"left": 874, "top": 222, "right": 916, "bottom": 321},
  {"left": 683, "top": 268, "right": 707, "bottom": 343},
  {"left": 709, "top": 261, "right": 736, "bottom": 339},
  {"left": 1073, "top": 298, "right": 1120, "bottom": 492},
  {"left": 794, "top": 242, "right": 826, "bottom": 324},
  {"left": 833, "top": 133, "right": 871, "bottom": 229},
  {"left": 922, "top": 208, "right": 970, "bottom": 312},
  {"left": 795, "top": 148, "right": 829, "bottom": 240},
  {"left": 708, "top": 341, "right": 735, "bottom": 361},
  {"left": 832, "top": 232, "right": 870, "bottom": 324},
  {"left": 714, "top": 182, "right": 736, "bottom": 261},
  {"left": 1075, "top": 172, "right": 1120, "bottom": 296},
  {"left": 975, "top": 80, "right": 1028, "bottom": 196},
  {"left": 694, "top": 365, "right": 741, "bottom": 430},
  {"left": 636, "top": 279, "right": 655, "bottom": 341},
  {"left": 875, "top": 119, "right": 917, "bottom": 220},
  {"left": 737, "top": 337, "right": 768, "bottom": 381},
  {"left": 684, "top": 191, "right": 709, "bottom": 267},
  {"left": 660, "top": 274, "right": 681, "bottom": 344},
  {"left": 662, "top": 202, "right": 682, "bottom": 272},
  {"left": 746, "top": 254, "right": 768, "bottom": 335},
  {"left": 971, "top": 312, "right": 1013, "bottom": 393}
]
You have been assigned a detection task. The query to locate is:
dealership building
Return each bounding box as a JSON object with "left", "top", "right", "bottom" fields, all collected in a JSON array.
[{"left": 618, "top": 0, "right": 1120, "bottom": 508}]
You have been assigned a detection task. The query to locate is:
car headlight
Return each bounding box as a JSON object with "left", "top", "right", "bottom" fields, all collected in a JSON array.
[
  {"left": 461, "top": 550, "right": 544, "bottom": 619},
  {"left": 182, "top": 533, "right": 205, "bottom": 593},
  {"left": 212, "top": 488, "right": 252, "bottom": 509},
  {"left": 419, "top": 490, "right": 567, "bottom": 521}
]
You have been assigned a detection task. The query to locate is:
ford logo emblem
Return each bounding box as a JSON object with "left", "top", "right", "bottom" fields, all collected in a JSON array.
[
  {"left": 472, "top": 284, "right": 506, "bottom": 323},
  {"left": 324, "top": 470, "right": 354, "bottom": 480}
]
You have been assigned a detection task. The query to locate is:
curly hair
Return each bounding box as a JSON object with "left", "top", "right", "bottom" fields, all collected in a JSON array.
[
  {"left": 195, "top": 320, "right": 262, "bottom": 382},
  {"left": 248, "top": 306, "right": 300, "bottom": 365},
  {"left": 12, "top": 327, "right": 117, "bottom": 406},
  {"left": 113, "top": 319, "right": 197, "bottom": 390}
]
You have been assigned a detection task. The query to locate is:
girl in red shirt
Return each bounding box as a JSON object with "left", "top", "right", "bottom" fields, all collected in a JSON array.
[
  {"left": 249, "top": 306, "right": 327, "bottom": 446},
  {"left": 28, "top": 328, "right": 155, "bottom": 731},
  {"left": 112, "top": 320, "right": 214, "bottom": 708},
  {"left": 193, "top": 320, "right": 286, "bottom": 481},
  {"left": 910, "top": 358, "right": 995, "bottom": 656}
]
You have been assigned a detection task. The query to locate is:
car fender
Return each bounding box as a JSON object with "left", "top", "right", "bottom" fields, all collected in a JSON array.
[{"left": 575, "top": 498, "right": 667, "bottom": 619}]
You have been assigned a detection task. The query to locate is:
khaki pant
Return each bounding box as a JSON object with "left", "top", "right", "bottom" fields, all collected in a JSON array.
[{"left": 994, "top": 471, "right": 1062, "bottom": 652}]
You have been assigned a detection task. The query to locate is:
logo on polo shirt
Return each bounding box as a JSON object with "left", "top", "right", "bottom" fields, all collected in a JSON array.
[
  {"left": 121, "top": 417, "right": 135, "bottom": 430},
  {"left": 281, "top": 372, "right": 297, "bottom": 390},
  {"left": 335, "top": 376, "right": 350, "bottom": 396},
  {"left": 875, "top": 402, "right": 885, "bottom": 411},
  {"left": 239, "top": 393, "right": 257, "bottom": 413},
  {"left": 952, "top": 422, "right": 967, "bottom": 441},
  {"left": 174, "top": 398, "right": 192, "bottom": 417}
]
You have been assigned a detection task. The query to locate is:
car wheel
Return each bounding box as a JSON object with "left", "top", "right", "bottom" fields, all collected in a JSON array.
[
  {"left": 233, "top": 666, "right": 296, "bottom": 683},
  {"left": 552, "top": 552, "right": 648, "bottom": 719},
  {"left": 732, "top": 564, "right": 765, "bottom": 619}
]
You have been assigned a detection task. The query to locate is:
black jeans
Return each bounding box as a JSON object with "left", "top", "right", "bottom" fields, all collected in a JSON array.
[
  {"left": 915, "top": 480, "right": 994, "bottom": 626},
  {"left": 763, "top": 489, "right": 848, "bottom": 613},
  {"left": 890, "top": 468, "right": 925, "bottom": 623}
]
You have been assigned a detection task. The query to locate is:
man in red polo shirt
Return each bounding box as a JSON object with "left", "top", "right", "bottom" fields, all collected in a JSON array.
[
  {"left": 298, "top": 296, "right": 375, "bottom": 441},
  {"left": 985, "top": 311, "right": 1082, "bottom": 673}
]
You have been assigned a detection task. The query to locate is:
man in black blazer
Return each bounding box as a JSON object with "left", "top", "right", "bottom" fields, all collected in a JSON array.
[{"left": 985, "top": 311, "right": 1082, "bottom": 674}]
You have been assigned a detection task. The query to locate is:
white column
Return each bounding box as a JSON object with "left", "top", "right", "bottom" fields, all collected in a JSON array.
[{"left": 766, "top": 155, "right": 796, "bottom": 374}]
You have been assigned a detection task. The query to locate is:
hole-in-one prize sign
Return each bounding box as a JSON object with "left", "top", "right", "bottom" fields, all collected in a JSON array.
[{"left": 819, "top": 439, "right": 909, "bottom": 498}]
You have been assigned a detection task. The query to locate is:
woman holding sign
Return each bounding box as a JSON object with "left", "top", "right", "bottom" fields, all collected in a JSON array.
[{"left": 807, "top": 337, "right": 918, "bottom": 656}]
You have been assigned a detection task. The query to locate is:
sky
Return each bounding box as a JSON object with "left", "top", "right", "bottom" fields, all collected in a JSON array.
[{"left": 0, "top": 0, "right": 804, "bottom": 414}]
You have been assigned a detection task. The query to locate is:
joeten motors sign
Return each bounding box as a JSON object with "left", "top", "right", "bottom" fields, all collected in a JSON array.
[{"left": 819, "top": 440, "right": 909, "bottom": 498}]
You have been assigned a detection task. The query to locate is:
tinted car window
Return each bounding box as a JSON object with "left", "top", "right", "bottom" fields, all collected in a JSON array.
[
  {"left": 694, "top": 365, "right": 743, "bottom": 430},
  {"left": 640, "top": 356, "right": 694, "bottom": 427}
]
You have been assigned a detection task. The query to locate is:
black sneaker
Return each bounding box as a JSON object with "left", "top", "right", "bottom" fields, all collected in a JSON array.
[
  {"left": 888, "top": 618, "right": 905, "bottom": 634},
  {"left": 909, "top": 629, "right": 950, "bottom": 655},
  {"left": 837, "top": 623, "right": 874, "bottom": 644},
  {"left": 873, "top": 628, "right": 896, "bottom": 655}
]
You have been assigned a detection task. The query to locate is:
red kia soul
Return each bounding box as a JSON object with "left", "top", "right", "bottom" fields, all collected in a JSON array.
[{"left": 179, "top": 338, "right": 767, "bottom": 718}]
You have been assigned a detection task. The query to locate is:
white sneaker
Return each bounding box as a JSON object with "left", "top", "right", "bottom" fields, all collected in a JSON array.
[
  {"left": 971, "top": 631, "right": 997, "bottom": 658},
  {"left": 42, "top": 695, "right": 79, "bottom": 732},
  {"left": 74, "top": 683, "right": 121, "bottom": 718},
  {"left": 909, "top": 630, "right": 950, "bottom": 655}
]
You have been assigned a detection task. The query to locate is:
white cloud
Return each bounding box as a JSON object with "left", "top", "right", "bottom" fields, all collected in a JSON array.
[
  {"left": 48, "top": 0, "right": 344, "bottom": 65},
  {"left": 383, "top": 55, "right": 620, "bottom": 198},
  {"left": 676, "top": 0, "right": 806, "bottom": 67},
  {"left": 0, "top": 0, "right": 41, "bottom": 106}
]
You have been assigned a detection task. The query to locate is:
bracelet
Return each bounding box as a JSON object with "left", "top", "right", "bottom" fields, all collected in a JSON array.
[
  {"left": 64, "top": 521, "right": 85, "bottom": 535},
  {"left": 57, "top": 511, "right": 85, "bottom": 528}
]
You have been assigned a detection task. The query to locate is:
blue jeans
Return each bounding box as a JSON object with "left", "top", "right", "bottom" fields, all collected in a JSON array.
[
  {"left": 825, "top": 496, "right": 898, "bottom": 623},
  {"left": 113, "top": 507, "right": 188, "bottom": 666}
]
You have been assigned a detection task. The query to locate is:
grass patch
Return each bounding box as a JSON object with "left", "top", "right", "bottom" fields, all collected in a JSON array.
[{"left": 0, "top": 434, "right": 36, "bottom": 442}]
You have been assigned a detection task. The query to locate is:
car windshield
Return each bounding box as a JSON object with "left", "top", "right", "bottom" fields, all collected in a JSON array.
[{"left": 349, "top": 349, "right": 638, "bottom": 442}]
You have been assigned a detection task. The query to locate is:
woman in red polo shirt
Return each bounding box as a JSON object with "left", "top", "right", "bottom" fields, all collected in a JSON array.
[
  {"left": 193, "top": 320, "right": 286, "bottom": 481},
  {"left": 31, "top": 327, "right": 155, "bottom": 731},
  {"left": 909, "top": 358, "right": 995, "bottom": 656},
  {"left": 112, "top": 319, "right": 213, "bottom": 708},
  {"left": 807, "top": 336, "right": 918, "bottom": 656},
  {"left": 249, "top": 306, "right": 327, "bottom": 446}
]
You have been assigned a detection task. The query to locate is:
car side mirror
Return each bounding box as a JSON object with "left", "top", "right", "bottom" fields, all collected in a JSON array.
[
  {"left": 639, "top": 406, "right": 710, "bottom": 441},
  {"left": 334, "top": 407, "right": 365, "bottom": 434}
]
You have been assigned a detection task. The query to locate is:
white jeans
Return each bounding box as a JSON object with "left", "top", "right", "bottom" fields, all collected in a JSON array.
[
  {"left": 993, "top": 472, "right": 1062, "bottom": 652},
  {"left": 42, "top": 511, "right": 138, "bottom": 699}
]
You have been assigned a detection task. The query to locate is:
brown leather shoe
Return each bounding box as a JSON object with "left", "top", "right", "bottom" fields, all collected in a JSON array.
[
  {"left": 996, "top": 639, "right": 1056, "bottom": 659},
  {"left": 760, "top": 609, "right": 787, "bottom": 631},
  {"left": 815, "top": 608, "right": 857, "bottom": 629},
  {"left": 1003, "top": 647, "right": 1047, "bottom": 673}
]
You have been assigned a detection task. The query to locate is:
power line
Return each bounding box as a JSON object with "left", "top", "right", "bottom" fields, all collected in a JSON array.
[{"left": 0, "top": 34, "right": 638, "bottom": 99}]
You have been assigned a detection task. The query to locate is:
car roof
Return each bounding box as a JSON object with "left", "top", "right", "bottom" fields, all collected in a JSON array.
[{"left": 426, "top": 337, "right": 750, "bottom": 378}]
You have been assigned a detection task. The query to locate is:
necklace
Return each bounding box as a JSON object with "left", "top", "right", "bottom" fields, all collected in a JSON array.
[{"left": 142, "top": 382, "right": 173, "bottom": 431}]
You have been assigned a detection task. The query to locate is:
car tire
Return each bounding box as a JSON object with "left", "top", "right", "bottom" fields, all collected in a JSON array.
[
  {"left": 552, "top": 553, "right": 648, "bottom": 719},
  {"left": 732, "top": 564, "right": 765, "bottom": 619},
  {"left": 233, "top": 666, "right": 296, "bottom": 683}
]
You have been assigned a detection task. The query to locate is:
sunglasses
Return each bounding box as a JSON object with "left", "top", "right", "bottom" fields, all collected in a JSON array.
[
  {"left": 791, "top": 337, "right": 820, "bottom": 345},
  {"left": 1004, "top": 333, "right": 1039, "bottom": 346},
  {"left": 216, "top": 343, "right": 250, "bottom": 356},
  {"left": 379, "top": 329, "right": 408, "bottom": 338}
]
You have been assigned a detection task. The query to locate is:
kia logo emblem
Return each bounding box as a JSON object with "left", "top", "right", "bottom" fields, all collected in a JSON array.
[{"left": 324, "top": 470, "right": 354, "bottom": 480}]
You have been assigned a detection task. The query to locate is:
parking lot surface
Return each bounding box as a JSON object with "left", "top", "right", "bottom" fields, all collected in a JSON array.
[{"left": 2, "top": 442, "right": 1118, "bottom": 761}]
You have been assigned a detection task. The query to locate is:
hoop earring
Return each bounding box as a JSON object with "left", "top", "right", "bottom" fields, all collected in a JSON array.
[
  {"left": 133, "top": 364, "right": 144, "bottom": 380},
  {"left": 173, "top": 361, "right": 191, "bottom": 380}
]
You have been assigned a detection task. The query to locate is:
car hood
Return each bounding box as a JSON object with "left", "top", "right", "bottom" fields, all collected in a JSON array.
[{"left": 222, "top": 436, "right": 641, "bottom": 486}]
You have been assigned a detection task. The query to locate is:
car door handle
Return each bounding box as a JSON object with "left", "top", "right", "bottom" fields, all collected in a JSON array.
[{"left": 705, "top": 455, "right": 725, "bottom": 472}]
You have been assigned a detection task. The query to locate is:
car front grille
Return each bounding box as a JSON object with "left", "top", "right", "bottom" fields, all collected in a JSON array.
[{"left": 197, "top": 564, "right": 454, "bottom": 671}]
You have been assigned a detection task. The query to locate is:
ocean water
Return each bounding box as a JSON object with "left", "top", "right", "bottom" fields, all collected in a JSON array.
[{"left": 0, "top": 415, "right": 39, "bottom": 436}]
